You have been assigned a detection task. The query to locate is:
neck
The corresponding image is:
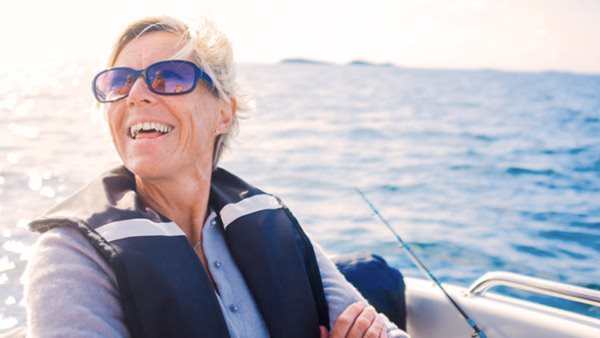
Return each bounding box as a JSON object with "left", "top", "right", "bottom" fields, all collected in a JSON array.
[{"left": 135, "top": 167, "right": 212, "bottom": 244}]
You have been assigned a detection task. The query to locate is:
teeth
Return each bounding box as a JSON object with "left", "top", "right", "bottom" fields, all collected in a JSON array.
[{"left": 130, "top": 122, "right": 172, "bottom": 139}]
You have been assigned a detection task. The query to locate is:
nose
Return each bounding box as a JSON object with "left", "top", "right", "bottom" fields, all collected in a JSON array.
[{"left": 126, "top": 74, "right": 156, "bottom": 105}]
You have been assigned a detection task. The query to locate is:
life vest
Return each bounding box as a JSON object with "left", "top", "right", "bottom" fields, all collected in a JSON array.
[{"left": 30, "top": 166, "right": 329, "bottom": 338}]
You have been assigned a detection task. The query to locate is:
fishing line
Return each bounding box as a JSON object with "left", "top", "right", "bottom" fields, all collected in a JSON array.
[{"left": 355, "top": 188, "right": 488, "bottom": 338}]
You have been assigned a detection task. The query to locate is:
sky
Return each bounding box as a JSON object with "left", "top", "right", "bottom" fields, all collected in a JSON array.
[{"left": 1, "top": 0, "right": 599, "bottom": 73}]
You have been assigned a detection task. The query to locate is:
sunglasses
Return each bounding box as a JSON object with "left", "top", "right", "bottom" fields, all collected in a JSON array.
[{"left": 92, "top": 60, "right": 216, "bottom": 103}]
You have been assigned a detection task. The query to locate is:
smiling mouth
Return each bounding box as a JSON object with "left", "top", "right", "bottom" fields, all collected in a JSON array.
[{"left": 129, "top": 122, "right": 173, "bottom": 140}]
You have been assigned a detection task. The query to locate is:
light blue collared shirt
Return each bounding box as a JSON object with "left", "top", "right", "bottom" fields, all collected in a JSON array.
[{"left": 202, "top": 212, "right": 270, "bottom": 337}]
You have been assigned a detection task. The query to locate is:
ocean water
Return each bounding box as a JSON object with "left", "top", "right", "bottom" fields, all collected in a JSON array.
[{"left": 0, "top": 61, "right": 599, "bottom": 331}]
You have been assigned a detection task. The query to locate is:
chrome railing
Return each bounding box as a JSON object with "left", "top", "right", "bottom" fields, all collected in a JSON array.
[{"left": 465, "top": 271, "right": 600, "bottom": 307}]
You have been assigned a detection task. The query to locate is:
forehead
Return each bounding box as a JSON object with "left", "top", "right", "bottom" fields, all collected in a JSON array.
[{"left": 114, "top": 32, "right": 187, "bottom": 68}]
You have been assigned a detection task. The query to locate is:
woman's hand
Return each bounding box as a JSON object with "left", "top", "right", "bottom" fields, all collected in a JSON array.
[{"left": 320, "top": 301, "right": 388, "bottom": 338}]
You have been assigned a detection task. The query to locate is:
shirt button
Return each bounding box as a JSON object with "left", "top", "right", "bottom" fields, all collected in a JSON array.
[
  {"left": 229, "top": 304, "right": 239, "bottom": 312},
  {"left": 213, "top": 260, "right": 222, "bottom": 268},
  {"left": 210, "top": 219, "right": 217, "bottom": 226}
]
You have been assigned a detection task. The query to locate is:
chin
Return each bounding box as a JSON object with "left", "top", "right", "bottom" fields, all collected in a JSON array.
[{"left": 124, "top": 158, "right": 171, "bottom": 180}]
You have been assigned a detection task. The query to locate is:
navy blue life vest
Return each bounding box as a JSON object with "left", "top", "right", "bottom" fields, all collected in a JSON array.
[{"left": 30, "top": 166, "right": 329, "bottom": 338}]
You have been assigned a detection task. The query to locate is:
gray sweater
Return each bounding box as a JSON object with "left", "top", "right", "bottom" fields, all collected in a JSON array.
[{"left": 24, "top": 213, "right": 408, "bottom": 337}]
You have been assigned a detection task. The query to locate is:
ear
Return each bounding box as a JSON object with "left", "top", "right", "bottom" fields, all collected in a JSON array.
[{"left": 216, "top": 96, "right": 236, "bottom": 134}]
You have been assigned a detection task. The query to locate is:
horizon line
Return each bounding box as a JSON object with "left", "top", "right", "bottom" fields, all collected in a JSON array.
[{"left": 3, "top": 55, "right": 599, "bottom": 77}]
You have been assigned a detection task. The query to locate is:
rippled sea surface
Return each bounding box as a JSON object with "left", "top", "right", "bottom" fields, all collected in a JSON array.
[{"left": 1, "top": 61, "right": 599, "bottom": 331}]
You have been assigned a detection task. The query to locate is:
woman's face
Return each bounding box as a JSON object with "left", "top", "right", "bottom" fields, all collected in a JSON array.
[{"left": 105, "top": 32, "right": 232, "bottom": 180}]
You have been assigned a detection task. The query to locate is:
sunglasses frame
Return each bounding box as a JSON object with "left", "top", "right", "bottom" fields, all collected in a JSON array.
[{"left": 92, "top": 59, "right": 216, "bottom": 103}]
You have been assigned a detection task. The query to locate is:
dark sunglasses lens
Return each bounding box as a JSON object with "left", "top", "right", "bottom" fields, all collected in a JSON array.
[
  {"left": 147, "top": 62, "right": 196, "bottom": 94},
  {"left": 94, "top": 69, "right": 135, "bottom": 102}
]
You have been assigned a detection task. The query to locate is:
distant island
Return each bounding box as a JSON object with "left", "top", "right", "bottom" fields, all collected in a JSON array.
[
  {"left": 280, "top": 58, "right": 329, "bottom": 65},
  {"left": 280, "top": 58, "right": 396, "bottom": 67},
  {"left": 348, "top": 60, "right": 395, "bottom": 67}
]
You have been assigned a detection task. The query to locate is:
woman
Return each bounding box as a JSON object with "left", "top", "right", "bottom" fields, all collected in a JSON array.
[{"left": 24, "top": 16, "right": 409, "bottom": 338}]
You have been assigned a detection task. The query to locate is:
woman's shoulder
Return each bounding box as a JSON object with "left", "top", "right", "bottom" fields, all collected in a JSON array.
[
  {"left": 31, "top": 226, "right": 94, "bottom": 254},
  {"left": 25, "top": 225, "right": 117, "bottom": 285}
]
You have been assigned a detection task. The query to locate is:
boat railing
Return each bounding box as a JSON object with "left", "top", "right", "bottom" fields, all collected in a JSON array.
[{"left": 465, "top": 271, "right": 600, "bottom": 307}]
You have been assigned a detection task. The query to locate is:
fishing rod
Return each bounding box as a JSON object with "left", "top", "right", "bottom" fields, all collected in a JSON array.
[{"left": 355, "top": 188, "right": 488, "bottom": 338}]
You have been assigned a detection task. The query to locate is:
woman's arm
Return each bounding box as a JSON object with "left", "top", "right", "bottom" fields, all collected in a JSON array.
[
  {"left": 311, "top": 240, "right": 409, "bottom": 338},
  {"left": 24, "top": 226, "right": 129, "bottom": 337}
]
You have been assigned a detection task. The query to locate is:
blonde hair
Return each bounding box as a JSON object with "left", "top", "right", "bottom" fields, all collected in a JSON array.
[{"left": 106, "top": 15, "right": 252, "bottom": 167}]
